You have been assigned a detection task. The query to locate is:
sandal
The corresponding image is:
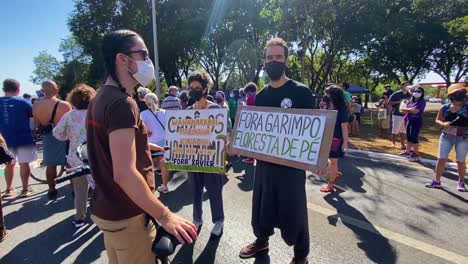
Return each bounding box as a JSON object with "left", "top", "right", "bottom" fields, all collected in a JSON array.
[
  {"left": 320, "top": 183, "right": 335, "bottom": 192},
  {"left": 330, "top": 172, "right": 342, "bottom": 185},
  {"left": 3, "top": 188, "right": 15, "bottom": 197}
]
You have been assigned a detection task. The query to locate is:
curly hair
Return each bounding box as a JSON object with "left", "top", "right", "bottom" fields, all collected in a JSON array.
[
  {"left": 265, "top": 38, "right": 289, "bottom": 58},
  {"left": 243, "top": 82, "right": 258, "bottom": 94},
  {"left": 66, "top": 84, "right": 96, "bottom": 110},
  {"left": 188, "top": 71, "right": 212, "bottom": 90},
  {"left": 324, "top": 85, "right": 347, "bottom": 112}
]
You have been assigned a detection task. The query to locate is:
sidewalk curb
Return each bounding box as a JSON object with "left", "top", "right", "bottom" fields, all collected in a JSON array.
[{"left": 348, "top": 148, "right": 460, "bottom": 171}]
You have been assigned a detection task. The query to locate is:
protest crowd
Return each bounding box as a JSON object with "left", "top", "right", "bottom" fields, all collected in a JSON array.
[{"left": 0, "top": 28, "right": 467, "bottom": 264}]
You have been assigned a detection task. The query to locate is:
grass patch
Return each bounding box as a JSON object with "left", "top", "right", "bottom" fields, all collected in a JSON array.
[{"left": 349, "top": 109, "right": 456, "bottom": 161}]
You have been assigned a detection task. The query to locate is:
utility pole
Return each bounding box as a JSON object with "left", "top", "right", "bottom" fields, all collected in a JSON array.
[{"left": 152, "top": 0, "right": 161, "bottom": 98}]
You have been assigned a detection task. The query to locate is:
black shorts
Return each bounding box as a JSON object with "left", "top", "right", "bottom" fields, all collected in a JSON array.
[{"left": 329, "top": 141, "right": 345, "bottom": 159}]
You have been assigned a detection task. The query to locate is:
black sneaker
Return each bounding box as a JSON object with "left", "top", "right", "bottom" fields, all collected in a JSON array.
[
  {"left": 239, "top": 239, "right": 269, "bottom": 259},
  {"left": 47, "top": 190, "right": 58, "bottom": 200},
  {"left": 72, "top": 219, "right": 85, "bottom": 228},
  {"left": 290, "top": 257, "right": 309, "bottom": 264}
]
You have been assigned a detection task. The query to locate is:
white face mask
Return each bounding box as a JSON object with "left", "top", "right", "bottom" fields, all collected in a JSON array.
[
  {"left": 128, "top": 58, "right": 155, "bottom": 87},
  {"left": 413, "top": 92, "right": 422, "bottom": 98}
]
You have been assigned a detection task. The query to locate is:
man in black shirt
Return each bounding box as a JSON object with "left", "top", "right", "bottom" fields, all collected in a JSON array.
[{"left": 239, "top": 38, "right": 313, "bottom": 264}]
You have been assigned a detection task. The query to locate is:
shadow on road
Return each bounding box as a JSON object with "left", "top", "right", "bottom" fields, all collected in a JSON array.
[
  {"left": 3, "top": 185, "right": 73, "bottom": 230},
  {"left": 253, "top": 250, "right": 271, "bottom": 264},
  {"left": 158, "top": 179, "right": 194, "bottom": 213},
  {"left": 230, "top": 157, "right": 255, "bottom": 192},
  {"left": 171, "top": 235, "right": 223, "bottom": 264},
  {"left": 1, "top": 218, "right": 103, "bottom": 263},
  {"left": 171, "top": 242, "right": 195, "bottom": 263},
  {"left": 194, "top": 235, "right": 222, "bottom": 264},
  {"left": 323, "top": 191, "right": 397, "bottom": 264}
]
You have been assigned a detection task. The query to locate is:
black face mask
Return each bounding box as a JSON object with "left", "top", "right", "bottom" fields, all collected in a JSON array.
[
  {"left": 450, "top": 91, "right": 466, "bottom": 102},
  {"left": 265, "top": 61, "right": 286, "bottom": 81},
  {"left": 215, "top": 97, "right": 223, "bottom": 104},
  {"left": 190, "top": 89, "right": 205, "bottom": 102}
]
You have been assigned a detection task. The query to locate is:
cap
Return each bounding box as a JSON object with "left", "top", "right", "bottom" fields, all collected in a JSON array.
[{"left": 447, "top": 83, "right": 468, "bottom": 95}]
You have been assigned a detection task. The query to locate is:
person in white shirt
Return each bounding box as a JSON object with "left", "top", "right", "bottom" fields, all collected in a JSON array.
[{"left": 140, "top": 93, "right": 170, "bottom": 193}]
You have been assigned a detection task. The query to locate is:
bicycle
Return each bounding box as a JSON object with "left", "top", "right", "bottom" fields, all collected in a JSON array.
[{"left": 30, "top": 139, "right": 66, "bottom": 184}]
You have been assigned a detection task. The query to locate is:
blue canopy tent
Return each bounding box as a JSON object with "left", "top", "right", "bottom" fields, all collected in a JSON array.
[
  {"left": 347, "top": 84, "right": 376, "bottom": 124},
  {"left": 348, "top": 84, "right": 370, "bottom": 94}
]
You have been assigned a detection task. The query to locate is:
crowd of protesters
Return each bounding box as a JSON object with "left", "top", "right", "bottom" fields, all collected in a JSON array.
[{"left": 0, "top": 29, "right": 466, "bottom": 264}]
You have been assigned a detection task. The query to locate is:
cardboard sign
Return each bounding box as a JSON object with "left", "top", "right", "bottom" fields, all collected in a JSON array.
[
  {"left": 230, "top": 106, "right": 337, "bottom": 170},
  {"left": 164, "top": 108, "right": 228, "bottom": 173}
]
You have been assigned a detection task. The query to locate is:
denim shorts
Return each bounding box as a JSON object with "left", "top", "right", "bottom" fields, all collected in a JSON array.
[{"left": 438, "top": 133, "right": 468, "bottom": 162}]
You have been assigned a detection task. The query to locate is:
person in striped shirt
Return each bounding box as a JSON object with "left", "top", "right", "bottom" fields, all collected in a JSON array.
[{"left": 161, "top": 86, "right": 182, "bottom": 110}]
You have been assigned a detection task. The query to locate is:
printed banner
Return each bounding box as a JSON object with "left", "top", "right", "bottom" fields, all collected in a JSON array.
[
  {"left": 230, "top": 106, "right": 337, "bottom": 170},
  {"left": 164, "top": 108, "right": 228, "bottom": 173}
]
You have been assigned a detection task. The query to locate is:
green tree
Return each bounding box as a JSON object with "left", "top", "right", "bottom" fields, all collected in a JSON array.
[
  {"left": 412, "top": 0, "right": 468, "bottom": 86},
  {"left": 30, "top": 51, "right": 61, "bottom": 84},
  {"left": 262, "top": 0, "right": 380, "bottom": 92}
]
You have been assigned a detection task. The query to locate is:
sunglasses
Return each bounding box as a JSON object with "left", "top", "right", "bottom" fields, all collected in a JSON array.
[{"left": 124, "top": 50, "right": 149, "bottom": 60}]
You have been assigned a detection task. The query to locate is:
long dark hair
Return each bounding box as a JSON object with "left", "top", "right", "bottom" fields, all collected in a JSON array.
[
  {"left": 411, "top": 87, "right": 425, "bottom": 103},
  {"left": 324, "top": 85, "right": 347, "bottom": 112},
  {"left": 230, "top": 89, "right": 239, "bottom": 100},
  {"left": 102, "top": 29, "right": 142, "bottom": 86}
]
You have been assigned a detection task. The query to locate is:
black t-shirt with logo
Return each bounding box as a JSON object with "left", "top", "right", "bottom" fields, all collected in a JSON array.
[{"left": 255, "top": 80, "right": 314, "bottom": 109}]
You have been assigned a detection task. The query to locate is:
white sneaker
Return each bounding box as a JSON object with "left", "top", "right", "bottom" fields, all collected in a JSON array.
[
  {"left": 211, "top": 221, "right": 224, "bottom": 236},
  {"left": 157, "top": 185, "right": 169, "bottom": 194},
  {"left": 194, "top": 220, "right": 203, "bottom": 232}
]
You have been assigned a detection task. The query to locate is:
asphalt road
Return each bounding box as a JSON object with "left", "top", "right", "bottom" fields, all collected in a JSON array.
[{"left": 0, "top": 151, "right": 467, "bottom": 264}]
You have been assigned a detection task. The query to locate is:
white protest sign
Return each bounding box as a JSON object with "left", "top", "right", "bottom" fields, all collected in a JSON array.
[{"left": 230, "top": 106, "right": 337, "bottom": 170}]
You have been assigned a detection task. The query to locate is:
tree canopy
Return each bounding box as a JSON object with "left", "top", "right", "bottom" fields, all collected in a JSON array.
[{"left": 32, "top": 0, "right": 467, "bottom": 97}]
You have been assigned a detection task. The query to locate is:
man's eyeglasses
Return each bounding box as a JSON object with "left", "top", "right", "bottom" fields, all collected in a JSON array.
[{"left": 124, "top": 50, "right": 149, "bottom": 60}]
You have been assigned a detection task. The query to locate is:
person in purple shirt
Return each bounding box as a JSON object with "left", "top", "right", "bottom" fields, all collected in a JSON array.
[
  {"left": 0, "top": 79, "right": 37, "bottom": 197},
  {"left": 400, "top": 86, "right": 426, "bottom": 161}
]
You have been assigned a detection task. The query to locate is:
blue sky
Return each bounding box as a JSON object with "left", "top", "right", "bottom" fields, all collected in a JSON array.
[
  {"left": 0, "top": 0, "right": 74, "bottom": 96},
  {"left": 0, "top": 0, "right": 445, "bottom": 97}
]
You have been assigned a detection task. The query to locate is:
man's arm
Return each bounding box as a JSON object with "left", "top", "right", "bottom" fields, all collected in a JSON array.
[
  {"left": 148, "top": 142, "right": 165, "bottom": 152},
  {"left": 109, "top": 128, "right": 197, "bottom": 243}
]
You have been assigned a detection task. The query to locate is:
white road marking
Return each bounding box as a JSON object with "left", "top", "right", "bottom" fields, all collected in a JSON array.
[{"left": 307, "top": 202, "right": 468, "bottom": 264}]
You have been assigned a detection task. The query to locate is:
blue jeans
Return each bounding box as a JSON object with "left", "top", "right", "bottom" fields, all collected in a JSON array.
[{"left": 438, "top": 133, "right": 468, "bottom": 162}]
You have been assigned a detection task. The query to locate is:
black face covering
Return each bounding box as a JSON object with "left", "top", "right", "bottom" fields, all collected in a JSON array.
[
  {"left": 215, "top": 97, "right": 223, "bottom": 104},
  {"left": 265, "top": 61, "right": 286, "bottom": 81},
  {"left": 450, "top": 91, "right": 466, "bottom": 102},
  {"left": 190, "top": 88, "right": 205, "bottom": 102}
]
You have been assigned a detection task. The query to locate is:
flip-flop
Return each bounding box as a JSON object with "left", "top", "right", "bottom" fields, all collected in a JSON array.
[{"left": 320, "top": 183, "right": 334, "bottom": 192}]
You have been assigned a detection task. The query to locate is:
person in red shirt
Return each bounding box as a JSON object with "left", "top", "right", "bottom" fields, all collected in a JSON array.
[{"left": 242, "top": 82, "right": 258, "bottom": 164}]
